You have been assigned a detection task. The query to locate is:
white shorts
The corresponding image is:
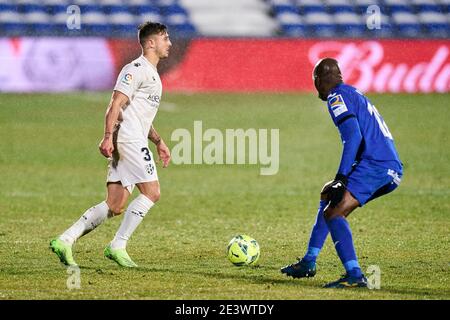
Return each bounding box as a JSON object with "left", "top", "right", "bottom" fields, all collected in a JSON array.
[{"left": 107, "top": 141, "right": 158, "bottom": 194}]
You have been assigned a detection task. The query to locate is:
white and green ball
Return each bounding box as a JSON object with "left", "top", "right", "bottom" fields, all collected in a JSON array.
[{"left": 227, "top": 235, "right": 260, "bottom": 266}]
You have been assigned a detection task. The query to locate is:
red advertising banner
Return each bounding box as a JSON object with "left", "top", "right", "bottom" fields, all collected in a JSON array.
[
  {"left": 0, "top": 38, "right": 448, "bottom": 93},
  {"left": 161, "top": 39, "right": 450, "bottom": 93}
]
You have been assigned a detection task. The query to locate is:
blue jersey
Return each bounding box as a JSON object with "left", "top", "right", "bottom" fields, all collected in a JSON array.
[{"left": 326, "top": 83, "right": 402, "bottom": 176}]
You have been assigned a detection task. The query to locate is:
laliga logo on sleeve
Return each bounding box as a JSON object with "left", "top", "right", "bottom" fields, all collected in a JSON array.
[
  {"left": 329, "top": 94, "right": 348, "bottom": 117},
  {"left": 121, "top": 73, "right": 133, "bottom": 85}
]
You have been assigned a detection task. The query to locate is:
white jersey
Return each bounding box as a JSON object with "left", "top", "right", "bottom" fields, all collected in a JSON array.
[{"left": 113, "top": 55, "right": 162, "bottom": 143}]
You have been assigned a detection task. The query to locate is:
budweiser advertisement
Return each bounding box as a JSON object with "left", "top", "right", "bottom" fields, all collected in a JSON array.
[
  {"left": 161, "top": 39, "right": 449, "bottom": 93},
  {"left": 0, "top": 38, "right": 448, "bottom": 93}
]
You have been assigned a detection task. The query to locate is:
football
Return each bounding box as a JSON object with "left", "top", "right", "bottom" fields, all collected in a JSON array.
[{"left": 227, "top": 235, "right": 260, "bottom": 266}]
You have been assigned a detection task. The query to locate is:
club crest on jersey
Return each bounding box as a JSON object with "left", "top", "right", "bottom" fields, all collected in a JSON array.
[
  {"left": 328, "top": 94, "right": 348, "bottom": 117},
  {"left": 121, "top": 73, "right": 133, "bottom": 86}
]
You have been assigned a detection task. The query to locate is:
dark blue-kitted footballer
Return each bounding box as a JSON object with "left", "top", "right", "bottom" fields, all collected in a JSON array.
[{"left": 281, "top": 58, "right": 403, "bottom": 288}]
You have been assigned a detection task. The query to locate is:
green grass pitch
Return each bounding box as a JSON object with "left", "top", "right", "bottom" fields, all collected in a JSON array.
[{"left": 0, "top": 92, "right": 449, "bottom": 299}]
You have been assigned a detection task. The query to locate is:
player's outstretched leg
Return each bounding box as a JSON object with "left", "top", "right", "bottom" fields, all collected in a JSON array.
[
  {"left": 49, "top": 201, "right": 111, "bottom": 266},
  {"left": 281, "top": 199, "right": 329, "bottom": 278},
  {"left": 49, "top": 238, "right": 77, "bottom": 267}
]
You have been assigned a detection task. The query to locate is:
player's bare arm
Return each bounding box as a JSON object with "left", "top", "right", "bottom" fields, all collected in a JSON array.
[
  {"left": 99, "top": 91, "right": 129, "bottom": 158},
  {"left": 148, "top": 125, "right": 171, "bottom": 168}
]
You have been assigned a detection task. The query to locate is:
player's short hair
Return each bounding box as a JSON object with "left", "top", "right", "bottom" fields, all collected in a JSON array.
[{"left": 138, "top": 22, "right": 168, "bottom": 47}]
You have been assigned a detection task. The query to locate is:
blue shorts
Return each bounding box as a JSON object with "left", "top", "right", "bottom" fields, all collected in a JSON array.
[{"left": 347, "top": 160, "right": 403, "bottom": 206}]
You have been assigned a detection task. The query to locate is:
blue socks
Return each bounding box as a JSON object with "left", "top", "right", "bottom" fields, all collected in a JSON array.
[
  {"left": 302, "top": 201, "right": 363, "bottom": 278},
  {"left": 326, "top": 216, "right": 362, "bottom": 278},
  {"left": 302, "top": 200, "right": 329, "bottom": 263}
]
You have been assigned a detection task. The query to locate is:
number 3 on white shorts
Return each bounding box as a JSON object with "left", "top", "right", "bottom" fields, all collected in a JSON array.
[{"left": 141, "top": 147, "right": 152, "bottom": 161}]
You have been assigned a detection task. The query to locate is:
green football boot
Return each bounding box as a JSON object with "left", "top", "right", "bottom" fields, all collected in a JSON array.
[
  {"left": 49, "top": 238, "right": 78, "bottom": 267},
  {"left": 104, "top": 245, "right": 138, "bottom": 268}
]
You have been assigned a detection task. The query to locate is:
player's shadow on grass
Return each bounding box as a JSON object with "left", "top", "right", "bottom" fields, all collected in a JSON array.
[{"left": 134, "top": 265, "right": 323, "bottom": 289}]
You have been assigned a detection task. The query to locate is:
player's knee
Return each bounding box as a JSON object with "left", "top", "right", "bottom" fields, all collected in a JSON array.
[
  {"left": 323, "top": 206, "right": 347, "bottom": 221},
  {"left": 323, "top": 207, "right": 335, "bottom": 221},
  {"left": 144, "top": 188, "right": 160, "bottom": 203}
]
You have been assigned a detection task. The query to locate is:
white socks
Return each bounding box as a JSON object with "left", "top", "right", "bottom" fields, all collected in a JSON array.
[
  {"left": 60, "top": 201, "right": 110, "bottom": 245},
  {"left": 110, "top": 194, "right": 154, "bottom": 249},
  {"left": 59, "top": 195, "right": 154, "bottom": 249}
]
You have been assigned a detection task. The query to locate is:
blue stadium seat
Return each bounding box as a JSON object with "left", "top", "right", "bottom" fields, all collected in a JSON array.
[
  {"left": 31, "top": 23, "right": 57, "bottom": 35},
  {"left": 293, "top": 0, "right": 326, "bottom": 14},
  {"left": 166, "top": 23, "right": 196, "bottom": 36},
  {"left": 0, "top": 22, "right": 29, "bottom": 36},
  {"left": 301, "top": 6, "right": 327, "bottom": 15},
  {"left": 329, "top": 5, "right": 355, "bottom": 14},
  {"left": 0, "top": 9, "right": 29, "bottom": 36},
  {"left": 113, "top": 24, "right": 139, "bottom": 37},
  {"left": 0, "top": 3, "right": 18, "bottom": 12},
  {"left": 49, "top": 5, "right": 68, "bottom": 15},
  {"left": 387, "top": 5, "right": 413, "bottom": 14},
  {"left": 21, "top": 4, "right": 53, "bottom": 35},
  {"left": 155, "top": 0, "right": 179, "bottom": 4},
  {"left": 166, "top": 12, "right": 190, "bottom": 26},
  {"left": 81, "top": 11, "right": 112, "bottom": 36},
  {"left": 392, "top": 12, "right": 423, "bottom": 37},
  {"left": 419, "top": 11, "right": 449, "bottom": 37},
  {"left": 276, "top": 9, "right": 306, "bottom": 36},
  {"left": 19, "top": 4, "right": 49, "bottom": 14},
  {"left": 304, "top": 12, "right": 337, "bottom": 37},
  {"left": 104, "top": 5, "right": 131, "bottom": 15},
  {"left": 129, "top": 5, "right": 161, "bottom": 16},
  {"left": 85, "top": 24, "right": 113, "bottom": 36},
  {"left": 412, "top": 0, "right": 444, "bottom": 13},
  {"left": 437, "top": 0, "right": 449, "bottom": 13},
  {"left": 334, "top": 12, "right": 367, "bottom": 37},
  {"left": 325, "top": 0, "right": 356, "bottom": 14},
  {"left": 136, "top": 13, "right": 165, "bottom": 25},
  {"left": 276, "top": 10, "right": 303, "bottom": 24},
  {"left": 282, "top": 24, "right": 307, "bottom": 36},
  {"left": 160, "top": 4, "right": 188, "bottom": 16},
  {"left": 43, "top": 0, "right": 69, "bottom": 4},
  {"left": 272, "top": 4, "right": 300, "bottom": 15},
  {"left": 419, "top": 4, "right": 444, "bottom": 12},
  {"left": 79, "top": 5, "right": 104, "bottom": 14}
]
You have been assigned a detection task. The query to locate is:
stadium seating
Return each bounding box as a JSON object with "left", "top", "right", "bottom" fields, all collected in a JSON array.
[
  {"left": 275, "top": 0, "right": 449, "bottom": 38},
  {"left": 0, "top": 0, "right": 448, "bottom": 38}
]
